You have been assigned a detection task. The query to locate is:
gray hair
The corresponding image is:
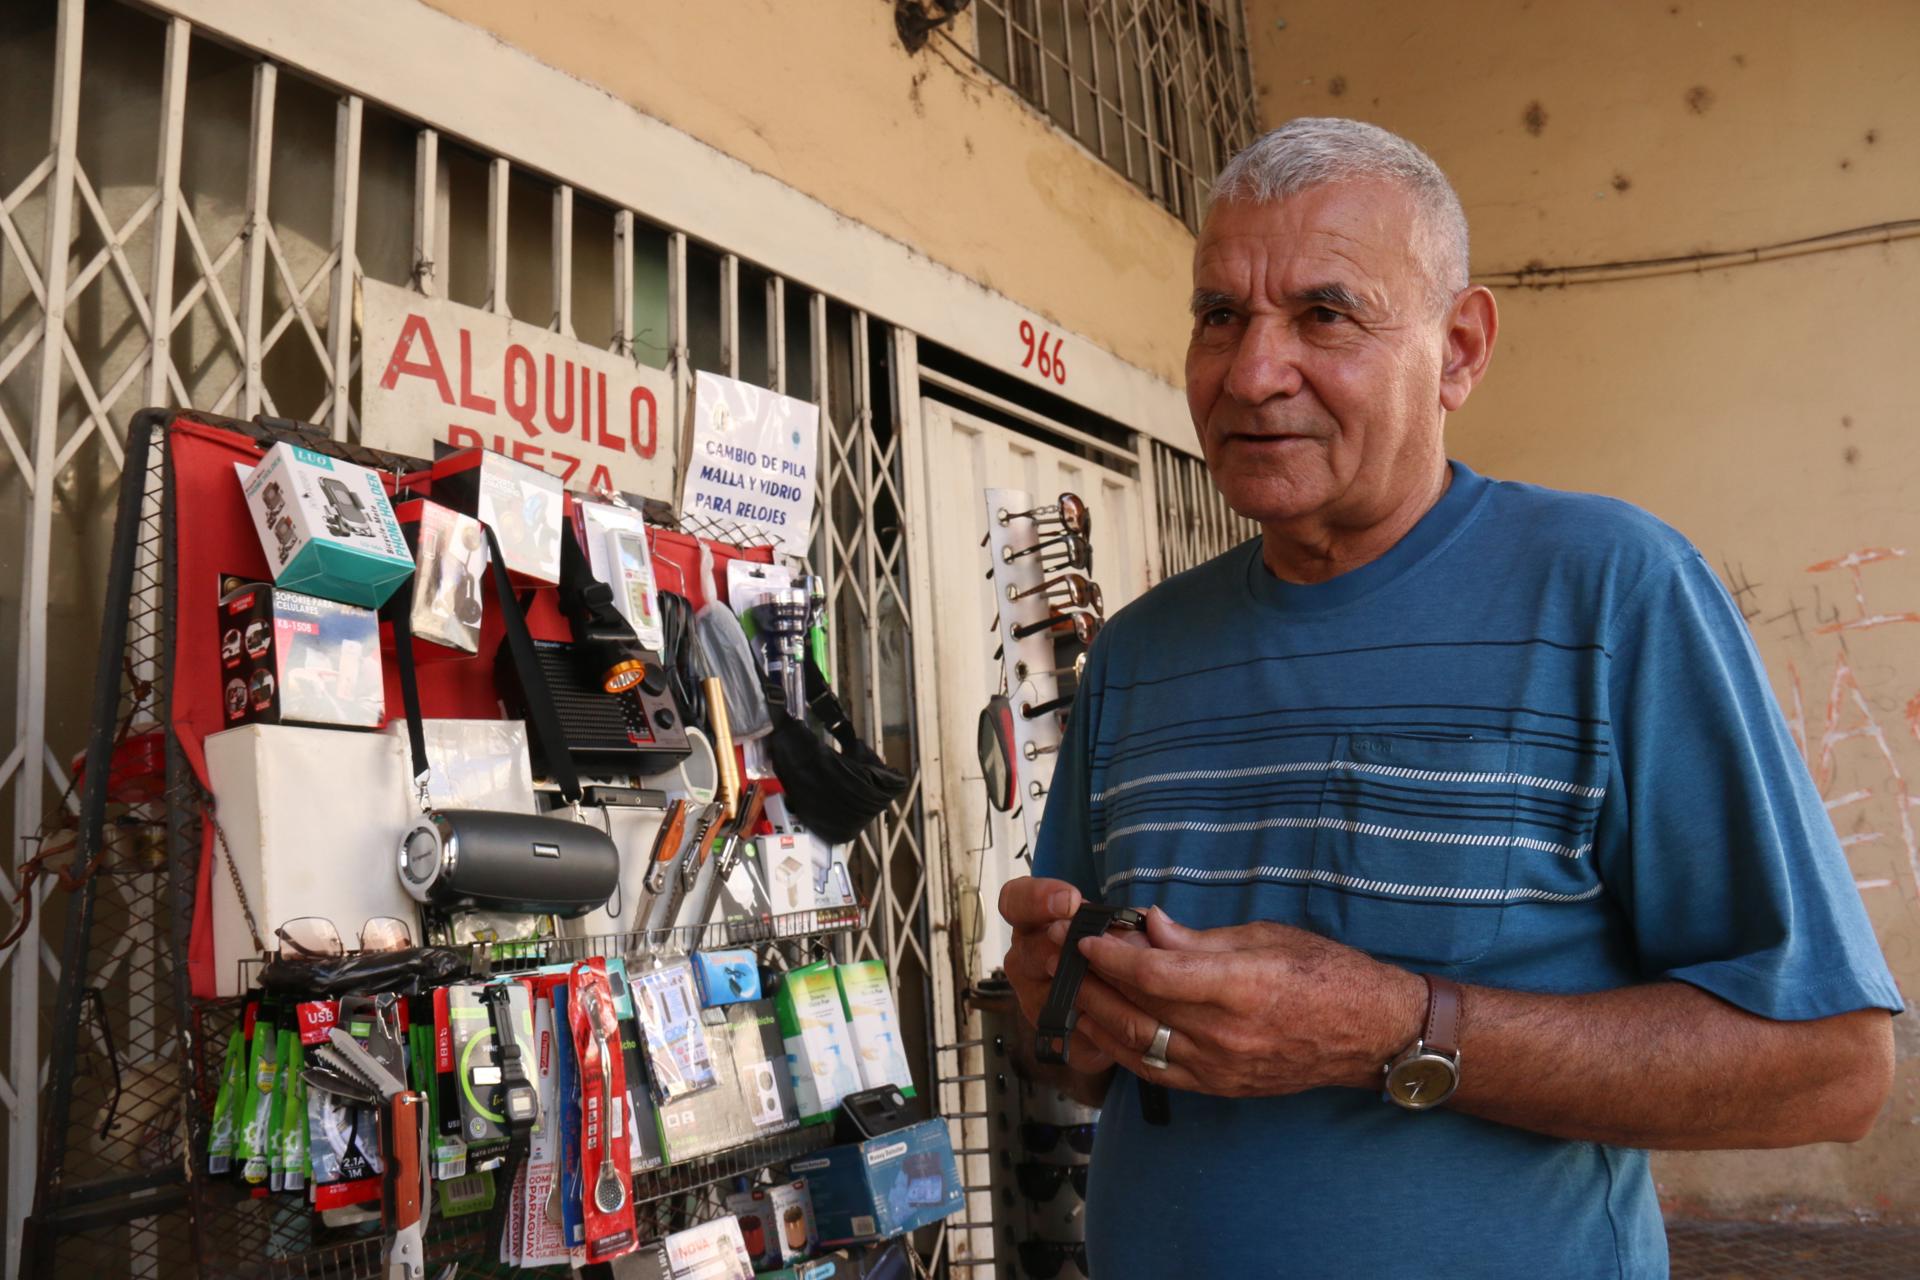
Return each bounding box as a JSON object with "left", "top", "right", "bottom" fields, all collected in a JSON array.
[{"left": 1210, "top": 118, "right": 1470, "bottom": 299}]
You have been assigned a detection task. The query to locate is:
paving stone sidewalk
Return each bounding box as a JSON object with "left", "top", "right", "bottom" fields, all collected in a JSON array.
[{"left": 1666, "top": 1220, "right": 1920, "bottom": 1278}]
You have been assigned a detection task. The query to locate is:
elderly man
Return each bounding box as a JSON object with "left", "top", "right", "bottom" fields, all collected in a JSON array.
[{"left": 1000, "top": 118, "right": 1899, "bottom": 1277}]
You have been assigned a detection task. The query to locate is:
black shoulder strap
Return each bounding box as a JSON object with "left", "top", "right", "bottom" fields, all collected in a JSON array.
[
  {"left": 390, "top": 524, "right": 584, "bottom": 806},
  {"left": 800, "top": 655, "right": 863, "bottom": 754}
]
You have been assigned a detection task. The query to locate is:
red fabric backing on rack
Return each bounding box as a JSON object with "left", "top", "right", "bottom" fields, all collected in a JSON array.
[{"left": 166, "top": 418, "right": 771, "bottom": 996}]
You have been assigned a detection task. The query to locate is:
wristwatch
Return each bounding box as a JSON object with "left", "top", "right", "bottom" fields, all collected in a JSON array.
[
  {"left": 1035, "top": 903, "right": 1146, "bottom": 1066},
  {"left": 1382, "top": 973, "right": 1463, "bottom": 1111}
]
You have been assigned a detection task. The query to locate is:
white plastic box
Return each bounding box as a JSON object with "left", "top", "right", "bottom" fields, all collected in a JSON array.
[{"left": 203, "top": 724, "right": 419, "bottom": 996}]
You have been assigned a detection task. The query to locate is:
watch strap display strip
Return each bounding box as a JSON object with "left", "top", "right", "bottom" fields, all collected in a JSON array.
[{"left": 1035, "top": 903, "right": 1145, "bottom": 1066}]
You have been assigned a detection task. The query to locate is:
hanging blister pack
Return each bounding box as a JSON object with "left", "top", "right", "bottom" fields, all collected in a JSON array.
[
  {"left": 306, "top": 994, "right": 400, "bottom": 1211},
  {"left": 568, "top": 959, "right": 637, "bottom": 1264},
  {"left": 692, "top": 541, "right": 771, "bottom": 742},
  {"left": 237, "top": 1008, "right": 279, "bottom": 1184},
  {"left": 630, "top": 957, "right": 717, "bottom": 1105},
  {"left": 280, "top": 1035, "right": 308, "bottom": 1193},
  {"left": 512, "top": 981, "right": 571, "bottom": 1269},
  {"left": 604, "top": 959, "right": 665, "bottom": 1175},
  {"left": 207, "top": 1027, "right": 246, "bottom": 1175}
]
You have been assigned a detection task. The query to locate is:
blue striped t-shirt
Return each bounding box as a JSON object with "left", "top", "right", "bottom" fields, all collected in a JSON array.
[{"left": 1034, "top": 460, "right": 1900, "bottom": 1278}]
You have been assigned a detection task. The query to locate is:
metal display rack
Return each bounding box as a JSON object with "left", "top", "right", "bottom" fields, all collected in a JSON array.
[{"left": 22, "top": 409, "right": 864, "bottom": 1277}]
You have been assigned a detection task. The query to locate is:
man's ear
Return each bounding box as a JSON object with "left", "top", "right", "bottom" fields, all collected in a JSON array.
[{"left": 1439, "top": 287, "right": 1498, "bottom": 413}]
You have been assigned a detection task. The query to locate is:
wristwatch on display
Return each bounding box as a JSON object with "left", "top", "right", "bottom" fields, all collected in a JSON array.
[
  {"left": 1383, "top": 973, "right": 1463, "bottom": 1111},
  {"left": 1035, "top": 903, "right": 1146, "bottom": 1066}
]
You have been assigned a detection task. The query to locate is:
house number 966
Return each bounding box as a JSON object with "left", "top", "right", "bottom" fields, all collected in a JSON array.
[{"left": 1018, "top": 321, "right": 1067, "bottom": 386}]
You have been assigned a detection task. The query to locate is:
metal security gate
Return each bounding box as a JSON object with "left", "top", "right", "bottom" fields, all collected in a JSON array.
[
  {"left": 1, "top": 1, "right": 945, "bottom": 1272},
  {"left": 914, "top": 389, "right": 1151, "bottom": 1276}
]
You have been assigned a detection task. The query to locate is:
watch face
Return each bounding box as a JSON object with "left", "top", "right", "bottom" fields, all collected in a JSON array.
[{"left": 1387, "top": 1054, "right": 1457, "bottom": 1109}]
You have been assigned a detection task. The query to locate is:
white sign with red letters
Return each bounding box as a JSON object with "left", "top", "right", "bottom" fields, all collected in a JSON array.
[{"left": 359, "top": 279, "right": 676, "bottom": 498}]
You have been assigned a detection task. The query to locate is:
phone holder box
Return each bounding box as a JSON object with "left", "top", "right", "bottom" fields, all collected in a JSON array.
[
  {"left": 240, "top": 442, "right": 412, "bottom": 608},
  {"left": 790, "top": 1118, "right": 963, "bottom": 1246},
  {"left": 216, "top": 577, "right": 384, "bottom": 730}
]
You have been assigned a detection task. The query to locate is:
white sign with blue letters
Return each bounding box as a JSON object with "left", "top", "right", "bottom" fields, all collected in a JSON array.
[{"left": 678, "top": 371, "right": 818, "bottom": 555}]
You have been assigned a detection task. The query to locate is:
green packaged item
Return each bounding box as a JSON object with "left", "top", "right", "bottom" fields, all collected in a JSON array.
[
  {"left": 237, "top": 1014, "right": 280, "bottom": 1184},
  {"left": 282, "top": 1035, "right": 308, "bottom": 1192},
  {"left": 772, "top": 961, "right": 861, "bottom": 1125},
  {"left": 413, "top": 1018, "right": 466, "bottom": 1180},
  {"left": 208, "top": 1027, "right": 246, "bottom": 1174},
  {"left": 835, "top": 961, "right": 915, "bottom": 1097},
  {"left": 267, "top": 1029, "right": 294, "bottom": 1190},
  {"left": 435, "top": 1169, "right": 495, "bottom": 1219}
]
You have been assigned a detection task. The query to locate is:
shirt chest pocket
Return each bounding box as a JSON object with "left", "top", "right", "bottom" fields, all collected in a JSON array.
[{"left": 1305, "top": 732, "right": 1528, "bottom": 968}]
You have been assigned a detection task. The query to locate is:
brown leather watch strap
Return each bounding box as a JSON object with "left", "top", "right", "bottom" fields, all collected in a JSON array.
[{"left": 1423, "top": 974, "right": 1464, "bottom": 1057}]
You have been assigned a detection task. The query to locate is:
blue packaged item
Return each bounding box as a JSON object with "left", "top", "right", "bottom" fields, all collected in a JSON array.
[
  {"left": 553, "top": 985, "right": 584, "bottom": 1249},
  {"left": 790, "top": 1118, "right": 963, "bottom": 1245},
  {"left": 692, "top": 948, "right": 762, "bottom": 1007}
]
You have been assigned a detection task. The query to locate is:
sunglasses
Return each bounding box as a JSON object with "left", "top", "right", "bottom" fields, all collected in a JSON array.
[
  {"left": 1016, "top": 1160, "right": 1089, "bottom": 1203},
  {"left": 1021, "top": 1121, "right": 1096, "bottom": 1156},
  {"left": 274, "top": 915, "right": 413, "bottom": 960},
  {"left": 1018, "top": 1240, "right": 1089, "bottom": 1279}
]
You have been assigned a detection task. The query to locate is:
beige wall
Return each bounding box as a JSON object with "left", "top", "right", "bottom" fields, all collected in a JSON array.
[
  {"left": 420, "top": 0, "right": 1197, "bottom": 387},
  {"left": 1252, "top": 0, "right": 1920, "bottom": 1223}
]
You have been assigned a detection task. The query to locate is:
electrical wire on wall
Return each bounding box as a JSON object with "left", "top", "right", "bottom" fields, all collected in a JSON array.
[{"left": 1477, "top": 217, "right": 1920, "bottom": 289}]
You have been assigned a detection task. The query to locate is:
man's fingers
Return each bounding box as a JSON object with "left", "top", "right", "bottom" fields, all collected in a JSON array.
[
  {"left": 1078, "top": 1013, "right": 1202, "bottom": 1094},
  {"left": 998, "top": 876, "right": 1084, "bottom": 929},
  {"left": 1075, "top": 969, "right": 1181, "bottom": 1046},
  {"left": 1081, "top": 931, "right": 1224, "bottom": 1003},
  {"left": 1144, "top": 907, "right": 1286, "bottom": 953}
]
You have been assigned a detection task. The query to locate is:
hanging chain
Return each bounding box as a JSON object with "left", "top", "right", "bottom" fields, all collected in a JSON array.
[{"left": 201, "top": 796, "right": 265, "bottom": 955}]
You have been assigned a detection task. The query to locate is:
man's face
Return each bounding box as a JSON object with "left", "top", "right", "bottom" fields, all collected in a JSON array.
[{"left": 1185, "top": 181, "right": 1452, "bottom": 528}]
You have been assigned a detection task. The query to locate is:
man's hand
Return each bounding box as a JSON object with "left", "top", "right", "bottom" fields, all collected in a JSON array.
[
  {"left": 1074, "top": 909, "right": 1425, "bottom": 1097},
  {"left": 1069, "top": 907, "right": 1893, "bottom": 1148},
  {"left": 999, "top": 877, "right": 1116, "bottom": 1074}
]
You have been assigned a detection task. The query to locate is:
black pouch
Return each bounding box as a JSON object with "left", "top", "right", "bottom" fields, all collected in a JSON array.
[
  {"left": 762, "top": 658, "right": 908, "bottom": 845},
  {"left": 256, "top": 945, "right": 477, "bottom": 997}
]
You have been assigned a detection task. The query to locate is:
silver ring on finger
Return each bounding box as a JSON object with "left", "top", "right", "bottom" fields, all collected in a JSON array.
[{"left": 1142, "top": 1022, "right": 1173, "bottom": 1072}]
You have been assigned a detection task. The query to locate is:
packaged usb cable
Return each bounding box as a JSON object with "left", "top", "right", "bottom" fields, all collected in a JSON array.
[
  {"left": 237, "top": 1008, "right": 279, "bottom": 1185},
  {"left": 207, "top": 1027, "right": 246, "bottom": 1174}
]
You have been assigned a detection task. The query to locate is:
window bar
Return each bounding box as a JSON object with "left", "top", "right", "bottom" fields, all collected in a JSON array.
[
  {"left": 1131, "top": 17, "right": 1163, "bottom": 202},
  {"left": 133, "top": 14, "right": 189, "bottom": 697},
  {"left": 720, "top": 252, "right": 740, "bottom": 379},
  {"left": 612, "top": 209, "right": 635, "bottom": 357},
  {"left": 486, "top": 156, "right": 510, "bottom": 316},
  {"left": 12, "top": 0, "right": 83, "bottom": 1263},
  {"left": 412, "top": 127, "right": 438, "bottom": 296},
  {"left": 808, "top": 290, "right": 833, "bottom": 642},
  {"left": 144, "top": 17, "right": 187, "bottom": 410},
  {"left": 1058, "top": 0, "right": 1081, "bottom": 138},
  {"left": 239, "top": 62, "right": 278, "bottom": 418},
  {"left": 1000, "top": 0, "right": 1018, "bottom": 98},
  {"left": 767, "top": 274, "right": 786, "bottom": 395},
  {"left": 1087, "top": 0, "right": 1110, "bottom": 162},
  {"left": 326, "top": 94, "right": 362, "bottom": 441},
  {"left": 667, "top": 230, "right": 690, "bottom": 484},
  {"left": 1026, "top": 2, "right": 1051, "bottom": 115},
  {"left": 850, "top": 312, "right": 893, "bottom": 973},
  {"left": 1175, "top": 450, "right": 1190, "bottom": 571},
  {"left": 552, "top": 184, "right": 575, "bottom": 338}
]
